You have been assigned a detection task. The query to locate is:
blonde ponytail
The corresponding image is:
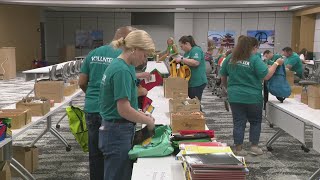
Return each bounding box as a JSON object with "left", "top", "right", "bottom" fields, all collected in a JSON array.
[{"left": 111, "top": 37, "right": 125, "bottom": 49}]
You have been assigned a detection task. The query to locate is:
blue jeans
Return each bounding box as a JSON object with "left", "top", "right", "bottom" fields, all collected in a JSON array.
[
  {"left": 188, "top": 83, "right": 207, "bottom": 101},
  {"left": 229, "top": 103, "right": 263, "bottom": 145},
  {"left": 86, "top": 113, "right": 104, "bottom": 180},
  {"left": 99, "top": 120, "right": 135, "bottom": 180}
]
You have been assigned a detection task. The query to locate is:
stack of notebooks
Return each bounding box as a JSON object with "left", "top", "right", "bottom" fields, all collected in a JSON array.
[{"left": 182, "top": 153, "right": 248, "bottom": 180}]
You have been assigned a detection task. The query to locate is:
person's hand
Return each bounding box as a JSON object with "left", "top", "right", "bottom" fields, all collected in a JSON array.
[
  {"left": 140, "top": 72, "right": 151, "bottom": 80},
  {"left": 276, "top": 58, "right": 284, "bottom": 66},
  {"left": 145, "top": 115, "right": 155, "bottom": 131},
  {"left": 175, "top": 57, "right": 182, "bottom": 63}
]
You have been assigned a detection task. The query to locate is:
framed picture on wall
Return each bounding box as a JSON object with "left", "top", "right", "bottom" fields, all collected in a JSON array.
[
  {"left": 75, "top": 30, "right": 103, "bottom": 49},
  {"left": 247, "top": 30, "right": 275, "bottom": 49},
  {"left": 208, "top": 31, "right": 236, "bottom": 49}
]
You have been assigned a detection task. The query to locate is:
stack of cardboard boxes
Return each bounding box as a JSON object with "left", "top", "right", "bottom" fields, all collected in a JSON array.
[
  {"left": 164, "top": 77, "right": 205, "bottom": 133},
  {"left": 307, "top": 85, "right": 320, "bottom": 109}
]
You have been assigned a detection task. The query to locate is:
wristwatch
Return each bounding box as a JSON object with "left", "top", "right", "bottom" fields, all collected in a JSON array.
[{"left": 181, "top": 57, "right": 184, "bottom": 63}]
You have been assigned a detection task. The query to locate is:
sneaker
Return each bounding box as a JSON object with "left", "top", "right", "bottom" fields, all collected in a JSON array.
[
  {"left": 249, "top": 146, "right": 263, "bottom": 155},
  {"left": 234, "top": 149, "right": 248, "bottom": 156}
]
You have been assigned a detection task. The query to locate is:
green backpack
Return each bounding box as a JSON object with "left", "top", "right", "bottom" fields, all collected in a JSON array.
[
  {"left": 66, "top": 106, "right": 88, "bottom": 152},
  {"left": 128, "top": 125, "right": 174, "bottom": 160}
]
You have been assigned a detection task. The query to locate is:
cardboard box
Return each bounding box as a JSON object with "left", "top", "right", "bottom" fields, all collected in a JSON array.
[
  {"left": 31, "top": 147, "right": 39, "bottom": 172},
  {"left": 34, "top": 81, "right": 64, "bottom": 103},
  {"left": 291, "top": 85, "right": 303, "bottom": 94},
  {"left": 164, "top": 78, "right": 188, "bottom": 98},
  {"left": 12, "top": 146, "right": 32, "bottom": 174},
  {"left": 0, "top": 161, "right": 11, "bottom": 180},
  {"left": 170, "top": 112, "right": 205, "bottom": 133},
  {"left": 169, "top": 98, "right": 200, "bottom": 113},
  {"left": 68, "top": 79, "right": 79, "bottom": 89},
  {"left": 11, "top": 146, "right": 38, "bottom": 176},
  {"left": 307, "top": 85, "right": 320, "bottom": 98},
  {"left": 16, "top": 97, "right": 50, "bottom": 116},
  {"left": 64, "top": 83, "right": 77, "bottom": 96},
  {"left": 0, "top": 109, "right": 31, "bottom": 129},
  {"left": 308, "top": 97, "right": 320, "bottom": 109},
  {"left": 301, "top": 90, "right": 308, "bottom": 105},
  {"left": 172, "top": 92, "right": 188, "bottom": 99}
]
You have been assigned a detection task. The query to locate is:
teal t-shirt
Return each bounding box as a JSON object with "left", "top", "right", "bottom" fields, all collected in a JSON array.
[
  {"left": 220, "top": 54, "right": 268, "bottom": 104},
  {"left": 183, "top": 46, "right": 208, "bottom": 87},
  {"left": 284, "top": 52, "right": 303, "bottom": 78},
  {"left": 99, "top": 58, "right": 138, "bottom": 121},
  {"left": 266, "top": 54, "right": 282, "bottom": 65},
  {"left": 80, "top": 45, "right": 122, "bottom": 113}
]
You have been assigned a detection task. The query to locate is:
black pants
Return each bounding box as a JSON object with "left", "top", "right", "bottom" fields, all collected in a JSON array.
[{"left": 188, "top": 83, "right": 207, "bottom": 101}]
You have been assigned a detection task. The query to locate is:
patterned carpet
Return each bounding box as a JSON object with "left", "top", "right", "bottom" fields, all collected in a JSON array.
[{"left": 0, "top": 74, "right": 319, "bottom": 180}]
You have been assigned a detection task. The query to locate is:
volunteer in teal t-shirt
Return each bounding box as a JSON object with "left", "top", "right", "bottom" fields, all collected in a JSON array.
[
  {"left": 263, "top": 50, "right": 282, "bottom": 66},
  {"left": 159, "top": 37, "right": 178, "bottom": 61},
  {"left": 98, "top": 30, "right": 156, "bottom": 180},
  {"left": 220, "top": 36, "right": 283, "bottom": 157},
  {"left": 78, "top": 26, "right": 133, "bottom": 180},
  {"left": 175, "top": 35, "right": 207, "bottom": 102},
  {"left": 282, "top": 47, "right": 303, "bottom": 78}
]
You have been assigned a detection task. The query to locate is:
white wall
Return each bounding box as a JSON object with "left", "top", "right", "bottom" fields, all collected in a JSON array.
[
  {"left": 174, "top": 12, "right": 293, "bottom": 54},
  {"left": 44, "top": 12, "right": 131, "bottom": 63},
  {"left": 314, "top": 13, "right": 320, "bottom": 59}
]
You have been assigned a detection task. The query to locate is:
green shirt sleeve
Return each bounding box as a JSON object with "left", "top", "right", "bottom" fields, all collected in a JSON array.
[
  {"left": 190, "top": 48, "right": 202, "bottom": 62},
  {"left": 219, "top": 56, "right": 230, "bottom": 76},
  {"left": 254, "top": 57, "right": 268, "bottom": 79},
  {"left": 113, "top": 70, "right": 134, "bottom": 102}
]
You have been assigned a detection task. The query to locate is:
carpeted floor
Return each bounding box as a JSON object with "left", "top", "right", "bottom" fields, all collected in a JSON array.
[{"left": 0, "top": 73, "right": 319, "bottom": 180}]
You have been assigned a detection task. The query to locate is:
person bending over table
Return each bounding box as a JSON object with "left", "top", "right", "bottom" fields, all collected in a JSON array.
[
  {"left": 78, "top": 26, "right": 150, "bottom": 180},
  {"left": 263, "top": 50, "right": 282, "bottom": 66},
  {"left": 220, "top": 36, "right": 284, "bottom": 156},
  {"left": 175, "top": 35, "right": 208, "bottom": 103},
  {"left": 99, "top": 30, "right": 156, "bottom": 180},
  {"left": 299, "top": 48, "right": 311, "bottom": 64},
  {"left": 282, "top": 46, "right": 303, "bottom": 78}
]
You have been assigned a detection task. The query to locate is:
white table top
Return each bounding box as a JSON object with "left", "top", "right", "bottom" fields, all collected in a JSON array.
[
  {"left": 0, "top": 138, "right": 11, "bottom": 149},
  {"left": 145, "top": 61, "right": 169, "bottom": 75},
  {"left": 2, "top": 89, "right": 83, "bottom": 139},
  {"left": 132, "top": 156, "right": 184, "bottom": 180},
  {"left": 22, "top": 61, "right": 75, "bottom": 74},
  {"left": 268, "top": 95, "right": 320, "bottom": 129}
]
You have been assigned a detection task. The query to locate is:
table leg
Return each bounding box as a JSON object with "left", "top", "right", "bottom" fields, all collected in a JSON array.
[
  {"left": 11, "top": 158, "right": 36, "bottom": 180},
  {"left": 30, "top": 116, "right": 71, "bottom": 151},
  {"left": 56, "top": 101, "right": 72, "bottom": 128},
  {"left": 266, "top": 129, "right": 285, "bottom": 151},
  {"left": 309, "top": 168, "right": 320, "bottom": 180}
]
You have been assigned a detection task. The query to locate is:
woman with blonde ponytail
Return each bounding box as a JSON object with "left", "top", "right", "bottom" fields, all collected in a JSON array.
[{"left": 99, "top": 30, "right": 156, "bottom": 180}]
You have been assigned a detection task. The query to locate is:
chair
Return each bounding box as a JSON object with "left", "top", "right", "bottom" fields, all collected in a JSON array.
[
  {"left": 69, "top": 61, "right": 76, "bottom": 77},
  {"left": 49, "top": 65, "right": 58, "bottom": 81},
  {"left": 61, "top": 63, "right": 70, "bottom": 80}
]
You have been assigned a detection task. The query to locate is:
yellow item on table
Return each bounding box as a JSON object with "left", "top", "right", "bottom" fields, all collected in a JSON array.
[
  {"left": 169, "top": 59, "right": 191, "bottom": 81},
  {"left": 181, "top": 145, "right": 233, "bottom": 155}
]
